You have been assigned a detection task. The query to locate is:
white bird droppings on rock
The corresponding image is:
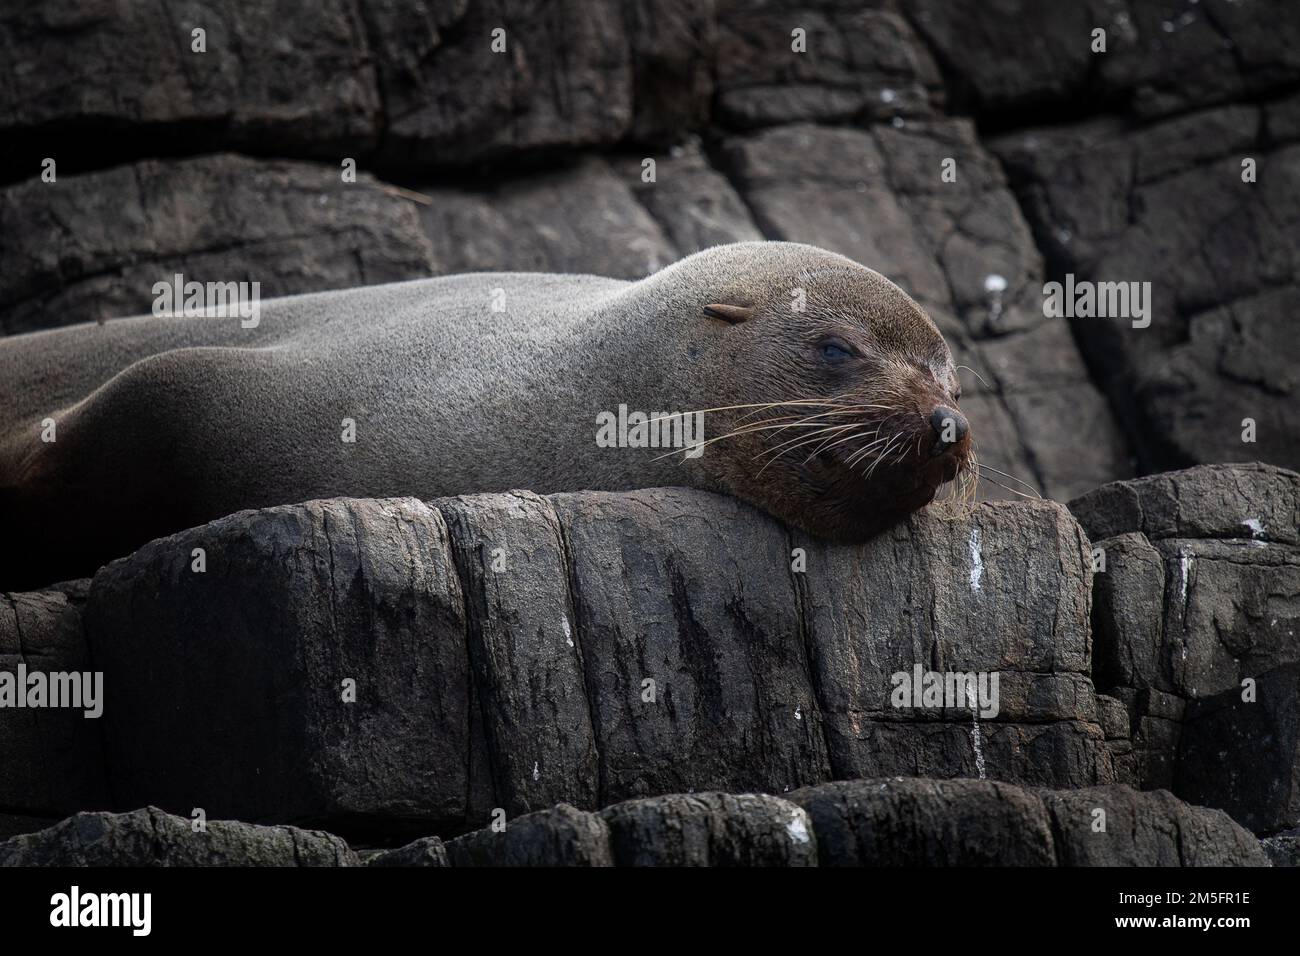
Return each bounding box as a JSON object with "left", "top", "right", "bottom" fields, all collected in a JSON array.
[
  {"left": 787, "top": 813, "right": 811, "bottom": 844},
  {"left": 1179, "top": 548, "right": 1193, "bottom": 604},
  {"left": 561, "top": 615, "right": 574, "bottom": 647},
  {"left": 969, "top": 528, "right": 984, "bottom": 592}
]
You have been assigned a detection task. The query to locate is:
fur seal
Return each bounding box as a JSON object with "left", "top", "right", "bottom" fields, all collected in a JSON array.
[{"left": 0, "top": 241, "right": 972, "bottom": 587}]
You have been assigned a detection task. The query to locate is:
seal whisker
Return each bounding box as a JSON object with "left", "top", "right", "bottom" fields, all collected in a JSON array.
[
  {"left": 955, "top": 364, "right": 992, "bottom": 391},
  {"left": 802, "top": 424, "right": 884, "bottom": 463},
  {"left": 864, "top": 436, "right": 902, "bottom": 479},
  {"left": 843, "top": 433, "right": 893, "bottom": 470},
  {"left": 648, "top": 416, "right": 849, "bottom": 463},
  {"left": 974, "top": 470, "right": 1040, "bottom": 500},
  {"left": 754, "top": 424, "right": 864, "bottom": 474},
  {"left": 974, "top": 462, "right": 1042, "bottom": 498},
  {"left": 759, "top": 422, "right": 864, "bottom": 460}
]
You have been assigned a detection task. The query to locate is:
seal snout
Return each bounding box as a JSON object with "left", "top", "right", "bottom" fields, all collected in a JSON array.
[{"left": 928, "top": 406, "right": 969, "bottom": 456}]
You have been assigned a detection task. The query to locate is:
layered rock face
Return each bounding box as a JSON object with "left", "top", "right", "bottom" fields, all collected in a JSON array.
[
  {"left": 1, "top": 465, "right": 1295, "bottom": 863},
  {"left": 5, "top": 491, "right": 1103, "bottom": 831},
  {"left": 1072, "top": 464, "right": 1300, "bottom": 833}
]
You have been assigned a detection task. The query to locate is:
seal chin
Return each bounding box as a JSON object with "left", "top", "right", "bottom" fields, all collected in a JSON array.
[{"left": 782, "top": 431, "right": 970, "bottom": 543}]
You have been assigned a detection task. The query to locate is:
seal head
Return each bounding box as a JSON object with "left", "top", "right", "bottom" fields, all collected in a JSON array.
[{"left": 681, "top": 246, "right": 972, "bottom": 542}]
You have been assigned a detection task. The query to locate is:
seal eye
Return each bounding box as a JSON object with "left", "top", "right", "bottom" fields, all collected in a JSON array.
[{"left": 820, "top": 341, "right": 854, "bottom": 362}]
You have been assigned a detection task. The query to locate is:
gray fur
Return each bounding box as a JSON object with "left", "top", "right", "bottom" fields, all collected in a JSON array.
[{"left": 0, "top": 241, "right": 962, "bottom": 585}]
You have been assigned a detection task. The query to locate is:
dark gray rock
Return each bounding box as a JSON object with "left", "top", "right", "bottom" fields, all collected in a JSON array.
[
  {"left": 1071, "top": 462, "right": 1300, "bottom": 547},
  {"left": 369, "top": 0, "right": 633, "bottom": 167},
  {"left": 713, "top": 3, "right": 942, "bottom": 127},
  {"left": 1177, "top": 665, "right": 1300, "bottom": 834},
  {"left": 600, "top": 792, "right": 817, "bottom": 866},
  {"left": 625, "top": 0, "right": 716, "bottom": 143},
  {"left": 445, "top": 803, "right": 613, "bottom": 866},
  {"left": 0, "top": 1, "right": 380, "bottom": 158},
  {"left": 789, "top": 778, "right": 1057, "bottom": 866},
  {"left": 366, "top": 836, "right": 450, "bottom": 867},
  {"left": 0, "top": 588, "right": 109, "bottom": 815},
  {"left": 1096, "top": 695, "right": 1131, "bottom": 741},
  {"left": 995, "top": 104, "right": 1300, "bottom": 473},
  {"left": 1075, "top": 465, "right": 1300, "bottom": 832},
  {"left": 38, "top": 486, "right": 1128, "bottom": 825},
  {"left": 797, "top": 499, "right": 1113, "bottom": 788},
  {"left": 902, "top": 0, "right": 1300, "bottom": 119},
  {"left": 0, "top": 807, "right": 357, "bottom": 866},
  {"left": 1090, "top": 532, "right": 1167, "bottom": 691},
  {"left": 1041, "top": 786, "right": 1270, "bottom": 867},
  {"left": 0, "top": 154, "right": 436, "bottom": 334},
  {"left": 619, "top": 143, "right": 764, "bottom": 255},
  {"left": 437, "top": 491, "right": 599, "bottom": 816},
  {"left": 549, "top": 487, "right": 833, "bottom": 803},
  {"left": 416, "top": 158, "right": 675, "bottom": 279},
  {"left": 83, "top": 498, "right": 474, "bottom": 834}
]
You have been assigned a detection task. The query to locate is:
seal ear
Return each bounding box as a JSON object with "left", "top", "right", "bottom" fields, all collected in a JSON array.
[{"left": 702, "top": 303, "right": 753, "bottom": 324}]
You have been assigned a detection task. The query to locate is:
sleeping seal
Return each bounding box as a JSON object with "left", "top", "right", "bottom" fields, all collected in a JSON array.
[{"left": 0, "top": 241, "right": 972, "bottom": 587}]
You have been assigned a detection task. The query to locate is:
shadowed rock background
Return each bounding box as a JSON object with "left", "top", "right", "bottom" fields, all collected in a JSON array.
[{"left": 2, "top": 0, "right": 1299, "bottom": 865}]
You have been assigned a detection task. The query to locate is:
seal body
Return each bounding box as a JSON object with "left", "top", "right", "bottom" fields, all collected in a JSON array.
[{"left": 0, "top": 242, "right": 970, "bottom": 586}]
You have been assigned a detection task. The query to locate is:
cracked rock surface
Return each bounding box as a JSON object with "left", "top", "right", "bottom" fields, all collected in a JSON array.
[{"left": 0, "top": 465, "right": 1291, "bottom": 847}]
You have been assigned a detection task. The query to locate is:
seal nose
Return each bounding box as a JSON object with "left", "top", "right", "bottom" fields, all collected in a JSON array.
[{"left": 929, "top": 406, "right": 968, "bottom": 454}]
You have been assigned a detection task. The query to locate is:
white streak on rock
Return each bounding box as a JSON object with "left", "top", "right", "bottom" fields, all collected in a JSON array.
[{"left": 969, "top": 528, "right": 984, "bottom": 592}]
